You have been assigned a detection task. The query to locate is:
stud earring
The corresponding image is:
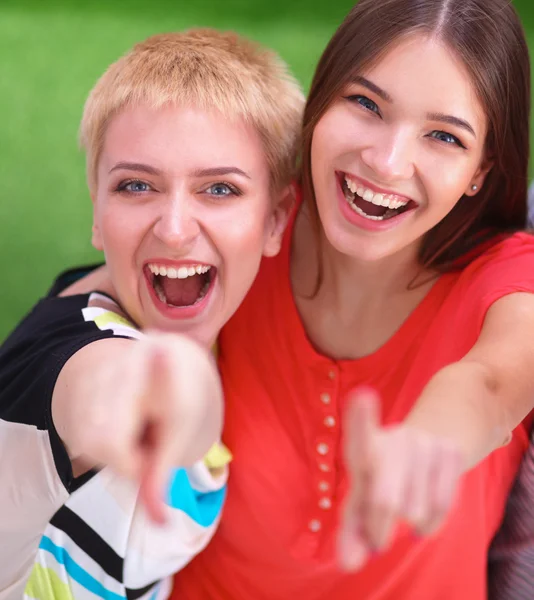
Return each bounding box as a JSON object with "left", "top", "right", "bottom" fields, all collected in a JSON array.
[{"left": 471, "top": 184, "right": 478, "bottom": 192}]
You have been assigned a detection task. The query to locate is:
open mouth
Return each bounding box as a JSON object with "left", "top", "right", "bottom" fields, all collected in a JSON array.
[
  {"left": 339, "top": 172, "right": 416, "bottom": 221},
  {"left": 146, "top": 263, "right": 216, "bottom": 308}
]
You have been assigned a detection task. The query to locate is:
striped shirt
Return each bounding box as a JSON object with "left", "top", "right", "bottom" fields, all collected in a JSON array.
[{"left": 0, "top": 276, "right": 228, "bottom": 600}]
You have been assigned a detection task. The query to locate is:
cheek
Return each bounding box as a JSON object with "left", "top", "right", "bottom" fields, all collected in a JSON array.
[
  {"left": 215, "top": 215, "right": 269, "bottom": 278},
  {"left": 221, "top": 220, "right": 268, "bottom": 257},
  {"left": 419, "top": 154, "right": 474, "bottom": 209},
  {"left": 312, "top": 112, "right": 346, "bottom": 163},
  {"left": 100, "top": 203, "right": 148, "bottom": 250},
  {"left": 311, "top": 109, "right": 376, "bottom": 181}
]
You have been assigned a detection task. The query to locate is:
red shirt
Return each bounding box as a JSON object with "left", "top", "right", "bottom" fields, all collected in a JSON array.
[{"left": 172, "top": 228, "right": 534, "bottom": 600}]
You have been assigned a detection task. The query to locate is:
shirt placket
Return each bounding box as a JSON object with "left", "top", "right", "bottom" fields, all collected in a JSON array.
[{"left": 307, "top": 365, "right": 341, "bottom": 542}]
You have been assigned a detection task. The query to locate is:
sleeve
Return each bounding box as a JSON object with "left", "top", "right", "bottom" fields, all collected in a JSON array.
[
  {"left": 121, "top": 453, "right": 230, "bottom": 589},
  {"left": 61, "top": 455, "right": 229, "bottom": 593},
  {"left": 488, "top": 426, "right": 534, "bottom": 600},
  {"left": 458, "top": 232, "right": 534, "bottom": 332},
  {"left": 0, "top": 293, "right": 135, "bottom": 595}
]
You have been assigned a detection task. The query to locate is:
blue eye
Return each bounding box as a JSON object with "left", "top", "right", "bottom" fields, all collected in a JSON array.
[
  {"left": 117, "top": 180, "right": 152, "bottom": 193},
  {"left": 429, "top": 130, "right": 465, "bottom": 148},
  {"left": 204, "top": 182, "right": 240, "bottom": 198},
  {"left": 347, "top": 95, "right": 380, "bottom": 115}
]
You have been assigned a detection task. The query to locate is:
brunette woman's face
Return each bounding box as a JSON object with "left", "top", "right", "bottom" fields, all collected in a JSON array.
[{"left": 311, "top": 34, "right": 491, "bottom": 264}]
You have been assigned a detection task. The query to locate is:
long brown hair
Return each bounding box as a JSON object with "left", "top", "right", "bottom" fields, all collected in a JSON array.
[{"left": 301, "top": 0, "right": 530, "bottom": 273}]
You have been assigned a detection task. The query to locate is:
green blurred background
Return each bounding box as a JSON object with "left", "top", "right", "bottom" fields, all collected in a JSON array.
[{"left": 1, "top": 0, "right": 533, "bottom": 339}]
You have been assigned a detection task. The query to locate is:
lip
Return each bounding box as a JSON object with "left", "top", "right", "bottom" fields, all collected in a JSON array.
[
  {"left": 338, "top": 171, "right": 415, "bottom": 205},
  {"left": 143, "top": 259, "right": 216, "bottom": 320},
  {"left": 336, "top": 174, "right": 416, "bottom": 233}
]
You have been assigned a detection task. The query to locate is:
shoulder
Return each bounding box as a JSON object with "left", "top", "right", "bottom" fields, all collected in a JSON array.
[
  {"left": 0, "top": 290, "right": 139, "bottom": 425},
  {"left": 444, "top": 232, "right": 534, "bottom": 332},
  {"left": 459, "top": 232, "right": 534, "bottom": 291},
  {"left": 1, "top": 290, "right": 139, "bottom": 359}
]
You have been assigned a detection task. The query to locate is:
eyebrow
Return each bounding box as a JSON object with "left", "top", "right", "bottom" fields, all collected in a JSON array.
[
  {"left": 191, "top": 167, "right": 251, "bottom": 179},
  {"left": 109, "top": 162, "right": 161, "bottom": 175},
  {"left": 109, "top": 163, "right": 251, "bottom": 179},
  {"left": 350, "top": 76, "right": 477, "bottom": 139},
  {"left": 426, "top": 112, "right": 476, "bottom": 138},
  {"left": 351, "top": 75, "right": 393, "bottom": 103}
]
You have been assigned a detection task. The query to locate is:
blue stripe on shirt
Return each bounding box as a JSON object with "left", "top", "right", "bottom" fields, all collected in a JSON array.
[
  {"left": 165, "top": 468, "right": 226, "bottom": 527},
  {"left": 38, "top": 536, "right": 126, "bottom": 600}
]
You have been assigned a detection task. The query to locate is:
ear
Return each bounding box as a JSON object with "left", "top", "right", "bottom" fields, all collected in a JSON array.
[
  {"left": 465, "top": 156, "right": 493, "bottom": 196},
  {"left": 90, "top": 190, "right": 104, "bottom": 251},
  {"left": 262, "top": 184, "right": 296, "bottom": 258}
]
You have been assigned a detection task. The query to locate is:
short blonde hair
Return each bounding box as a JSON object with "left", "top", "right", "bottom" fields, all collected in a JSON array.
[{"left": 80, "top": 29, "right": 305, "bottom": 192}]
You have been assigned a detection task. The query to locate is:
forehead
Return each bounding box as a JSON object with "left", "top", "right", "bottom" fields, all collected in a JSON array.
[
  {"left": 360, "top": 34, "right": 487, "bottom": 134},
  {"left": 100, "top": 104, "right": 269, "bottom": 176}
]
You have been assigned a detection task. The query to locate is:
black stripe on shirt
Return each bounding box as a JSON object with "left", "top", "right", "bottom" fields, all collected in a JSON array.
[
  {"left": 50, "top": 505, "right": 124, "bottom": 582},
  {"left": 126, "top": 580, "right": 158, "bottom": 599},
  {"left": 50, "top": 506, "right": 161, "bottom": 597}
]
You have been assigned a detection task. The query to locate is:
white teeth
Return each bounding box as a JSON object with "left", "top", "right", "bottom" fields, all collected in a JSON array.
[
  {"left": 363, "top": 189, "right": 374, "bottom": 202},
  {"left": 372, "top": 193, "right": 383, "bottom": 206},
  {"left": 348, "top": 201, "right": 386, "bottom": 221},
  {"left": 344, "top": 175, "right": 408, "bottom": 210},
  {"left": 148, "top": 263, "right": 212, "bottom": 280},
  {"left": 347, "top": 179, "right": 358, "bottom": 194}
]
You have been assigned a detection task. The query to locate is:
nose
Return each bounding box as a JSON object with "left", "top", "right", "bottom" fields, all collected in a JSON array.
[
  {"left": 152, "top": 193, "right": 201, "bottom": 251},
  {"left": 360, "top": 127, "right": 415, "bottom": 182}
]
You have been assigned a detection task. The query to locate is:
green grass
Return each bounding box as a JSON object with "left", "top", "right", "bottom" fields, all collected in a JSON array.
[{"left": 1, "top": 0, "right": 534, "bottom": 339}]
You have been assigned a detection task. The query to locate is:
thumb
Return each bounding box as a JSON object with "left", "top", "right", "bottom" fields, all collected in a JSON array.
[{"left": 343, "top": 386, "right": 381, "bottom": 473}]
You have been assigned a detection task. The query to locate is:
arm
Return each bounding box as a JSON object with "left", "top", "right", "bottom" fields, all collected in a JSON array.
[
  {"left": 52, "top": 332, "right": 224, "bottom": 519},
  {"left": 0, "top": 332, "right": 222, "bottom": 596},
  {"left": 404, "top": 292, "right": 534, "bottom": 469},
  {"left": 338, "top": 291, "right": 534, "bottom": 572}
]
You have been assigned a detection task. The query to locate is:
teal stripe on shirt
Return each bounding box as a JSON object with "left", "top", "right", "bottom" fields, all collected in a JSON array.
[
  {"left": 165, "top": 468, "right": 225, "bottom": 527},
  {"left": 38, "top": 535, "right": 126, "bottom": 600}
]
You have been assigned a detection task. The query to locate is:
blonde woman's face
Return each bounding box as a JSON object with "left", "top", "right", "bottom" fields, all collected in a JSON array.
[
  {"left": 311, "top": 34, "right": 491, "bottom": 265},
  {"left": 91, "top": 104, "right": 289, "bottom": 347}
]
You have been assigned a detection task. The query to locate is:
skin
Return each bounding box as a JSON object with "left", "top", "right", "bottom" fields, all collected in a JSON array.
[
  {"left": 290, "top": 34, "right": 534, "bottom": 570},
  {"left": 53, "top": 103, "right": 293, "bottom": 520},
  {"left": 92, "top": 104, "right": 290, "bottom": 348}
]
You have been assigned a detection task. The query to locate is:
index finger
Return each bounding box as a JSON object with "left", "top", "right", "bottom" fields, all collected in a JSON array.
[{"left": 143, "top": 337, "right": 175, "bottom": 411}]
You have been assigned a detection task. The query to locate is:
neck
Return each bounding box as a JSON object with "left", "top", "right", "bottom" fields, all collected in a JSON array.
[
  {"left": 290, "top": 208, "right": 436, "bottom": 359},
  {"left": 293, "top": 211, "right": 426, "bottom": 311}
]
